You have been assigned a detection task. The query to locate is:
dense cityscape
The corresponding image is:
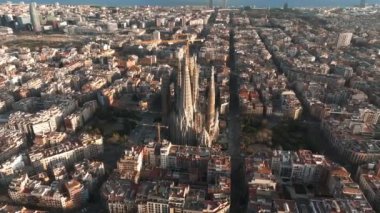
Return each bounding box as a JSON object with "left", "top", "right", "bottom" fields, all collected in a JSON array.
[{"left": 0, "top": 1, "right": 379, "bottom": 213}]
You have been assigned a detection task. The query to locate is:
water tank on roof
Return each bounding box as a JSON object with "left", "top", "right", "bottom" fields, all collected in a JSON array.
[
  {"left": 368, "top": 163, "right": 375, "bottom": 169},
  {"left": 284, "top": 203, "right": 290, "bottom": 212}
]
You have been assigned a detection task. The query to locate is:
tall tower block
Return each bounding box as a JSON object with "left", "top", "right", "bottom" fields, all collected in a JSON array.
[
  {"left": 209, "top": 0, "right": 213, "bottom": 8},
  {"left": 360, "top": 0, "right": 366, "bottom": 7},
  {"left": 223, "top": 0, "right": 228, "bottom": 8},
  {"left": 29, "top": 2, "right": 41, "bottom": 32}
]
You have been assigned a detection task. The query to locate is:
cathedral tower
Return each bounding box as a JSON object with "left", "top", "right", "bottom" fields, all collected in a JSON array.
[{"left": 207, "top": 67, "right": 216, "bottom": 132}]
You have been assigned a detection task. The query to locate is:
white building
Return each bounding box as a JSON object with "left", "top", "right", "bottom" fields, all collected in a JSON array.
[
  {"left": 337, "top": 33, "right": 353, "bottom": 48},
  {"left": 0, "top": 27, "right": 13, "bottom": 35}
]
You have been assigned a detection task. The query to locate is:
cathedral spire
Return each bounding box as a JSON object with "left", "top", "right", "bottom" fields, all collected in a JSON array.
[
  {"left": 176, "top": 58, "right": 182, "bottom": 111},
  {"left": 207, "top": 66, "right": 216, "bottom": 132},
  {"left": 168, "top": 47, "right": 219, "bottom": 147},
  {"left": 191, "top": 55, "right": 199, "bottom": 109},
  {"left": 181, "top": 56, "right": 193, "bottom": 119}
]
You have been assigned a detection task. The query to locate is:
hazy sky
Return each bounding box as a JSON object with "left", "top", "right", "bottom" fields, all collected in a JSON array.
[{"left": 16, "top": 0, "right": 380, "bottom": 7}]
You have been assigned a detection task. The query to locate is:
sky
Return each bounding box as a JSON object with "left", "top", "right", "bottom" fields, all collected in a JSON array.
[{"left": 11, "top": 0, "right": 380, "bottom": 8}]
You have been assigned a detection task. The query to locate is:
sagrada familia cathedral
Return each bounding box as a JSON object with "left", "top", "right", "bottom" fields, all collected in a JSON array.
[{"left": 161, "top": 52, "right": 219, "bottom": 147}]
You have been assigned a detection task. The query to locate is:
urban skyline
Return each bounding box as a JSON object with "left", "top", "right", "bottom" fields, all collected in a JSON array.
[
  {"left": 2, "top": 0, "right": 380, "bottom": 7},
  {"left": 0, "top": 1, "right": 379, "bottom": 213}
]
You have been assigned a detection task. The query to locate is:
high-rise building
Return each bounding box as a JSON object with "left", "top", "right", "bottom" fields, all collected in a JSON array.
[
  {"left": 29, "top": 2, "right": 41, "bottom": 32},
  {"left": 284, "top": 2, "right": 289, "bottom": 10},
  {"left": 209, "top": 0, "right": 213, "bottom": 8},
  {"left": 223, "top": 0, "right": 228, "bottom": 8},
  {"left": 360, "top": 0, "right": 366, "bottom": 7}
]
